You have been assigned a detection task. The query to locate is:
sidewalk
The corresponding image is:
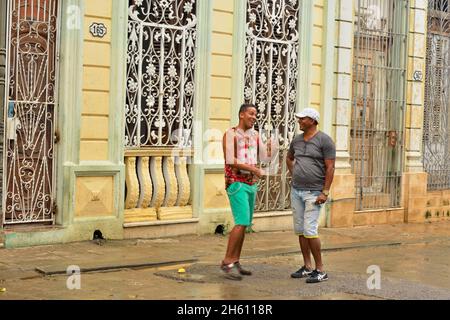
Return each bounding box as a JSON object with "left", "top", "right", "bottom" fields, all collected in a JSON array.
[{"left": 1, "top": 221, "right": 450, "bottom": 299}]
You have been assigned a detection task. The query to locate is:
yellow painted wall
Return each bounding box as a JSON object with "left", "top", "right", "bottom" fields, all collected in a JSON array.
[
  {"left": 80, "top": 0, "right": 112, "bottom": 161},
  {"left": 311, "top": 0, "right": 324, "bottom": 110},
  {"left": 209, "top": 0, "right": 234, "bottom": 134},
  {"left": 204, "top": 0, "right": 236, "bottom": 209}
]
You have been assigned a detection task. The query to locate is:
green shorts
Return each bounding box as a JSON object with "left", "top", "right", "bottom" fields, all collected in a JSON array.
[{"left": 226, "top": 182, "right": 258, "bottom": 227}]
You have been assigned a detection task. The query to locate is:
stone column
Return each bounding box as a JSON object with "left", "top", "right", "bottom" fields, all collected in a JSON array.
[
  {"left": 328, "top": 0, "right": 355, "bottom": 228},
  {"left": 405, "top": 0, "right": 427, "bottom": 172},
  {"left": 403, "top": 0, "right": 429, "bottom": 222},
  {"left": 333, "top": 0, "right": 354, "bottom": 173},
  {"left": 0, "top": 0, "right": 7, "bottom": 215}
]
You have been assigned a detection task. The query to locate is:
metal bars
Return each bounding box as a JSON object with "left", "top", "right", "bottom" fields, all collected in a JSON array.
[
  {"left": 351, "top": 0, "right": 409, "bottom": 210},
  {"left": 0, "top": 0, "right": 8, "bottom": 220},
  {"left": 125, "top": 0, "right": 197, "bottom": 149},
  {"left": 423, "top": 0, "right": 450, "bottom": 190},
  {"left": 2, "top": 0, "right": 59, "bottom": 225},
  {"left": 244, "top": 0, "right": 300, "bottom": 212}
]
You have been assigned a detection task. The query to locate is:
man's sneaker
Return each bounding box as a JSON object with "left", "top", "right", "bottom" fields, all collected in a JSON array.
[
  {"left": 235, "top": 261, "right": 252, "bottom": 276},
  {"left": 220, "top": 262, "right": 243, "bottom": 280},
  {"left": 306, "top": 270, "right": 328, "bottom": 283},
  {"left": 290, "top": 266, "right": 313, "bottom": 278}
]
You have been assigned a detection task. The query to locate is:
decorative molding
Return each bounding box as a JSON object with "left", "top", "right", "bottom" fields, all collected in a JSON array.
[
  {"left": 158, "top": 205, "right": 193, "bottom": 221},
  {"left": 75, "top": 176, "right": 114, "bottom": 218},
  {"left": 69, "top": 164, "right": 123, "bottom": 225},
  {"left": 124, "top": 207, "right": 157, "bottom": 224},
  {"left": 204, "top": 165, "right": 225, "bottom": 174},
  {"left": 125, "top": 148, "right": 194, "bottom": 157},
  {"left": 124, "top": 217, "right": 199, "bottom": 228}
]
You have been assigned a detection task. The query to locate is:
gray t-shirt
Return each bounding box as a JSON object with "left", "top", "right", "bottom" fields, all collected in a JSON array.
[{"left": 288, "top": 131, "right": 336, "bottom": 191}]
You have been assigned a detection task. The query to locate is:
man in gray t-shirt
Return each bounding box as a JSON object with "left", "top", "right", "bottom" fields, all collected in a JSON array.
[
  {"left": 286, "top": 108, "right": 336, "bottom": 283},
  {"left": 289, "top": 131, "right": 336, "bottom": 191}
]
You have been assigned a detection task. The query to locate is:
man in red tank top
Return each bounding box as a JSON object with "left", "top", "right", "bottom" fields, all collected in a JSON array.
[{"left": 220, "top": 103, "right": 271, "bottom": 280}]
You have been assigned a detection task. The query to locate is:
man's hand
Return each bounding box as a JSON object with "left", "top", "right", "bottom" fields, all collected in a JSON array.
[
  {"left": 252, "top": 167, "right": 265, "bottom": 178},
  {"left": 315, "top": 193, "right": 328, "bottom": 205}
]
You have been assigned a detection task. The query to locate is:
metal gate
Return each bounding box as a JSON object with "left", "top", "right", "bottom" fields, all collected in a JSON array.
[
  {"left": 351, "top": 0, "right": 409, "bottom": 210},
  {"left": 423, "top": 0, "right": 450, "bottom": 191},
  {"left": 126, "top": 0, "right": 197, "bottom": 148},
  {"left": 0, "top": 0, "right": 7, "bottom": 220},
  {"left": 244, "top": 0, "right": 300, "bottom": 212},
  {"left": 2, "top": 0, "right": 59, "bottom": 225}
]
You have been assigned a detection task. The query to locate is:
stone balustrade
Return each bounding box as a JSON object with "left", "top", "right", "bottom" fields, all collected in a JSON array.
[{"left": 124, "top": 149, "right": 193, "bottom": 225}]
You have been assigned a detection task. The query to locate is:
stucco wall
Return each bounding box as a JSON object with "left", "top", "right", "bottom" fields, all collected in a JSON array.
[
  {"left": 80, "top": 0, "right": 112, "bottom": 161},
  {"left": 311, "top": 0, "right": 324, "bottom": 111}
]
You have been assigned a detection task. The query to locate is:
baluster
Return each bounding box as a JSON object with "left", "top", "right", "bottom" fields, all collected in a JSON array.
[
  {"left": 176, "top": 156, "right": 191, "bottom": 206},
  {"left": 150, "top": 156, "right": 165, "bottom": 209},
  {"left": 163, "top": 156, "right": 178, "bottom": 207},
  {"left": 125, "top": 157, "right": 139, "bottom": 210},
  {"left": 137, "top": 156, "right": 153, "bottom": 209}
]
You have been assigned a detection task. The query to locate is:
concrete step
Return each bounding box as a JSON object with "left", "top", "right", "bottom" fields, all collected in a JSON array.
[{"left": 2, "top": 225, "right": 66, "bottom": 248}]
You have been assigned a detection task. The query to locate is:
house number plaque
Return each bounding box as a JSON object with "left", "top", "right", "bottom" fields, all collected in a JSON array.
[{"left": 89, "top": 23, "right": 107, "bottom": 38}]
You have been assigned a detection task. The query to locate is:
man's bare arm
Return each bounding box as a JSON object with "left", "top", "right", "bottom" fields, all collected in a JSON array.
[
  {"left": 322, "top": 159, "right": 335, "bottom": 192},
  {"left": 314, "top": 158, "right": 335, "bottom": 204},
  {"left": 286, "top": 150, "right": 295, "bottom": 175}
]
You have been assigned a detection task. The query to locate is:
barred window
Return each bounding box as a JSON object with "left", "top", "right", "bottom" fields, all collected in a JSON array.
[
  {"left": 423, "top": 0, "right": 450, "bottom": 190},
  {"left": 351, "top": 0, "right": 409, "bottom": 210},
  {"left": 244, "top": 0, "right": 301, "bottom": 212},
  {"left": 125, "top": 0, "right": 197, "bottom": 149}
]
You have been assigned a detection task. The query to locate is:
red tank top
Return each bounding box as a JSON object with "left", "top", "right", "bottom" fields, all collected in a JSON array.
[{"left": 224, "top": 127, "right": 259, "bottom": 189}]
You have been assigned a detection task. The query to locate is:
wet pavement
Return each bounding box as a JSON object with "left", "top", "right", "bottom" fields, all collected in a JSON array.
[{"left": 0, "top": 221, "right": 450, "bottom": 300}]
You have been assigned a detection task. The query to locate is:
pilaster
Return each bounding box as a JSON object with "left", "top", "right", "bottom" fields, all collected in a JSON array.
[
  {"left": 405, "top": 0, "right": 428, "bottom": 172},
  {"left": 333, "top": 0, "right": 354, "bottom": 173}
]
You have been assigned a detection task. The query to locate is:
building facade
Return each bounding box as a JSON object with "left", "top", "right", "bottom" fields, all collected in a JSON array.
[{"left": 0, "top": 0, "right": 449, "bottom": 248}]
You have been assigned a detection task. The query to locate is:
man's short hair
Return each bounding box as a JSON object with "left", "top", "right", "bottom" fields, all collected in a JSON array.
[{"left": 239, "top": 103, "right": 257, "bottom": 115}]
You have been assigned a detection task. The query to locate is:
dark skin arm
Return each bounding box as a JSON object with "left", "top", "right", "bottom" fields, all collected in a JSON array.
[
  {"left": 286, "top": 150, "right": 295, "bottom": 175},
  {"left": 315, "top": 159, "right": 335, "bottom": 204},
  {"left": 286, "top": 151, "right": 335, "bottom": 205}
]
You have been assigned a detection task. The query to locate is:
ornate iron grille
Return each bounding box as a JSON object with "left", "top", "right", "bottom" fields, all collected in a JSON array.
[
  {"left": 423, "top": 0, "right": 450, "bottom": 190},
  {"left": 0, "top": 0, "right": 7, "bottom": 220},
  {"left": 244, "top": 0, "right": 300, "bottom": 212},
  {"left": 126, "top": 0, "right": 197, "bottom": 148},
  {"left": 351, "top": 0, "right": 408, "bottom": 210},
  {"left": 2, "top": 0, "right": 59, "bottom": 225}
]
